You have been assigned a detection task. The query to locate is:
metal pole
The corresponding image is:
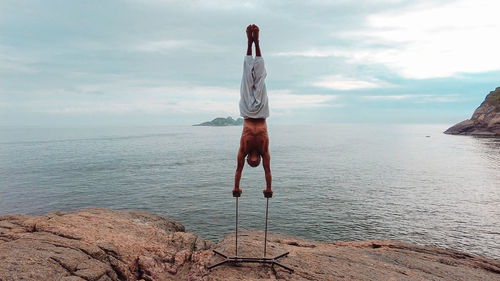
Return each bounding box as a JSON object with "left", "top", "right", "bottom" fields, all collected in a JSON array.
[
  {"left": 264, "top": 197, "right": 269, "bottom": 257},
  {"left": 207, "top": 191, "right": 293, "bottom": 273},
  {"left": 235, "top": 197, "right": 239, "bottom": 257}
]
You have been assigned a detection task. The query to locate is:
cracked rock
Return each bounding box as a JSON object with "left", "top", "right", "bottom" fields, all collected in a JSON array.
[{"left": 0, "top": 209, "right": 498, "bottom": 281}]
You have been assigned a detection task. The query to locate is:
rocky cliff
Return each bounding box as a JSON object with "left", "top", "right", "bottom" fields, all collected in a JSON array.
[
  {"left": 1, "top": 208, "right": 499, "bottom": 281},
  {"left": 193, "top": 117, "right": 244, "bottom": 126},
  {"left": 445, "top": 87, "right": 500, "bottom": 136}
]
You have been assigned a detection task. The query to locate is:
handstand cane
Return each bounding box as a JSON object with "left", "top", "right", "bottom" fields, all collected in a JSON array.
[{"left": 207, "top": 189, "right": 294, "bottom": 273}]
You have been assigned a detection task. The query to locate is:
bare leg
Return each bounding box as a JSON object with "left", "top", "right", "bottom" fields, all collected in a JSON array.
[
  {"left": 252, "top": 24, "right": 261, "bottom": 57},
  {"left": 255, "top": 41, "right": 261, "bottom": 57},
  {"left": 246, "top": 25, "right": 253, "bottom": 56}
]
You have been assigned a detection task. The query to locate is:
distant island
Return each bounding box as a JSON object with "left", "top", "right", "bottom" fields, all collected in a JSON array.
[
  {"left": 193, "top": 116, "right": 244, "bottom": 126},
  {"left": 445, "top": 87, "right": 500, "bottom": 136}
]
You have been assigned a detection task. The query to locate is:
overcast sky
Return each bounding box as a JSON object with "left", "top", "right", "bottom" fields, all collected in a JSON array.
[{"left": 1, "top": 0, "right": 499, "bottom": 126}]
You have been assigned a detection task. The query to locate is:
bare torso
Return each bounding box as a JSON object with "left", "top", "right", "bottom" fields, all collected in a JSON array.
[
  {"left": 233, "top": 117, "right": 272, "bottom": 196},
  {"left": 240, "top": 118, "right": 268, "bottom": 156}
]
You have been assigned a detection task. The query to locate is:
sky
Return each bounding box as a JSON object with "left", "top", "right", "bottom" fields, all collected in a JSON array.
[{"left": 1, "top": 0, "right": 499, "bottom": 126}]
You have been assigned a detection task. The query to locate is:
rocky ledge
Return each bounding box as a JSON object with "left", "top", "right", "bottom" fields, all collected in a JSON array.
[
  {"left": 444, "top": 87, "right": 500, "bottom": 136},
  {"left": 1, "top": 208, "right": 499, "bottom": 281}
]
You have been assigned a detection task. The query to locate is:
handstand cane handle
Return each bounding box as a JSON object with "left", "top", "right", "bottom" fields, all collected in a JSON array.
[
  {"left": 263, "top": 189, "right": 273, "bottom": 198},
  {"left": 232, "top": 189, "right": 242, "bottom": 198}
]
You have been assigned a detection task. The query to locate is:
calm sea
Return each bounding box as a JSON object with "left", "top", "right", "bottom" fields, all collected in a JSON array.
[{"left": 0, "top": 124, "right": 499, "bottom": 259}]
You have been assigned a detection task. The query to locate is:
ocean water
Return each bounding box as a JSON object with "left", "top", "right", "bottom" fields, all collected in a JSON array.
[{"left": 0, "top": 124, "right": 499, "bottom": 259}]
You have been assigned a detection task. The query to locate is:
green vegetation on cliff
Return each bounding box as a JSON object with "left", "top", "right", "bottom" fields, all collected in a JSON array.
[{"left": 481, "top": 87, "right": 500, "bottom": 110}]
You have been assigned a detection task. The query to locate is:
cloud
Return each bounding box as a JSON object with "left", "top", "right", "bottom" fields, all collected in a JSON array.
[
  {"left": 313, "top": 75, "right": 387, "bottom": 90},
  {"left": 1, "top": 0, "right": 495, "bottom": 125},
  {"left": 134, "top": 0, "right": 256, "bottom": 10},
  {"left": 133, "top": 39, "right": 228, "bottom": 55},
  {"left": 362, "top": 94, "right": 415, "bottom": 100},
  {"left": 8, "top": 83, "right": 337, "bottom": 116},
  {"left": 45, "top": 99, "right": 237, "bottom": 115},
  {"left": 269, "top": 90, "right": 338, "bottom": 109},
  {"left": 274, "top": 49, "right": 339, "bottom": 58},
  {"left": 361, "top": 94, "right": 459, "bottom": 103},
  {"left": 134, "top": 40, "right": 194, "bottom": 52},
  {"left": 0, "top": 44, "right": 38, "bottom": 73},
  {"left": 347, "top": 0, "right": 500, "bottom": 78},
  {"left": 36, "top": 84, "right": 239, "bottom": 115},
  {"left": 275, "top": 0, "right": 500, "bottom": 79}
]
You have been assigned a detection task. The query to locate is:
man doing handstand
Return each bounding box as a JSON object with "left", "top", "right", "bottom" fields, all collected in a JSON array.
[{"left": 232, "top": 24, "right": 272, "bottom": 198}]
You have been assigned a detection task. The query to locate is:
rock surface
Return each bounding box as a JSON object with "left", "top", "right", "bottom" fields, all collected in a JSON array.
[
  {"left": 193, "top": 116, "right": 244, "bottom": 126},
  {"left": 0, "top": 208, "right": 213, "bottom": 281},
  {"left": 445, "top": 87, "right": 500, "bottom": 136},
  {"left": 1, "top": 208, "right": 499, "bottom": 281},
  {"left": 209, "top": 231, "right": 500, "bottom": 281}
]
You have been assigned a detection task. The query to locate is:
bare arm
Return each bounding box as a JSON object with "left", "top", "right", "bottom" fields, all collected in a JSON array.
[
  {"left": 262, "top": 151, "right": 272, "bottom": 191},
  {"left": 233, "top": 149, "right": 245, "bottom": 192}
]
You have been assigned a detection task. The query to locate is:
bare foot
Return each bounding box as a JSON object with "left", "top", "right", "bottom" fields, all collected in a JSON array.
[
  {"left": 252, "top": 24, "right": 259, "bottom": 43},
  {"left": 246, "top": 25, "right": 253, "bottom": 43}
]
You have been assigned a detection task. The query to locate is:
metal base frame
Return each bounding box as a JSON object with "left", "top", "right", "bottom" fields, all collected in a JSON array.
[
  {"left": 207, "top": 194, "right": 294, "bottom": 274},
  {"left": 207, "top": 250, "right": 294, "bottom": 273}
]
